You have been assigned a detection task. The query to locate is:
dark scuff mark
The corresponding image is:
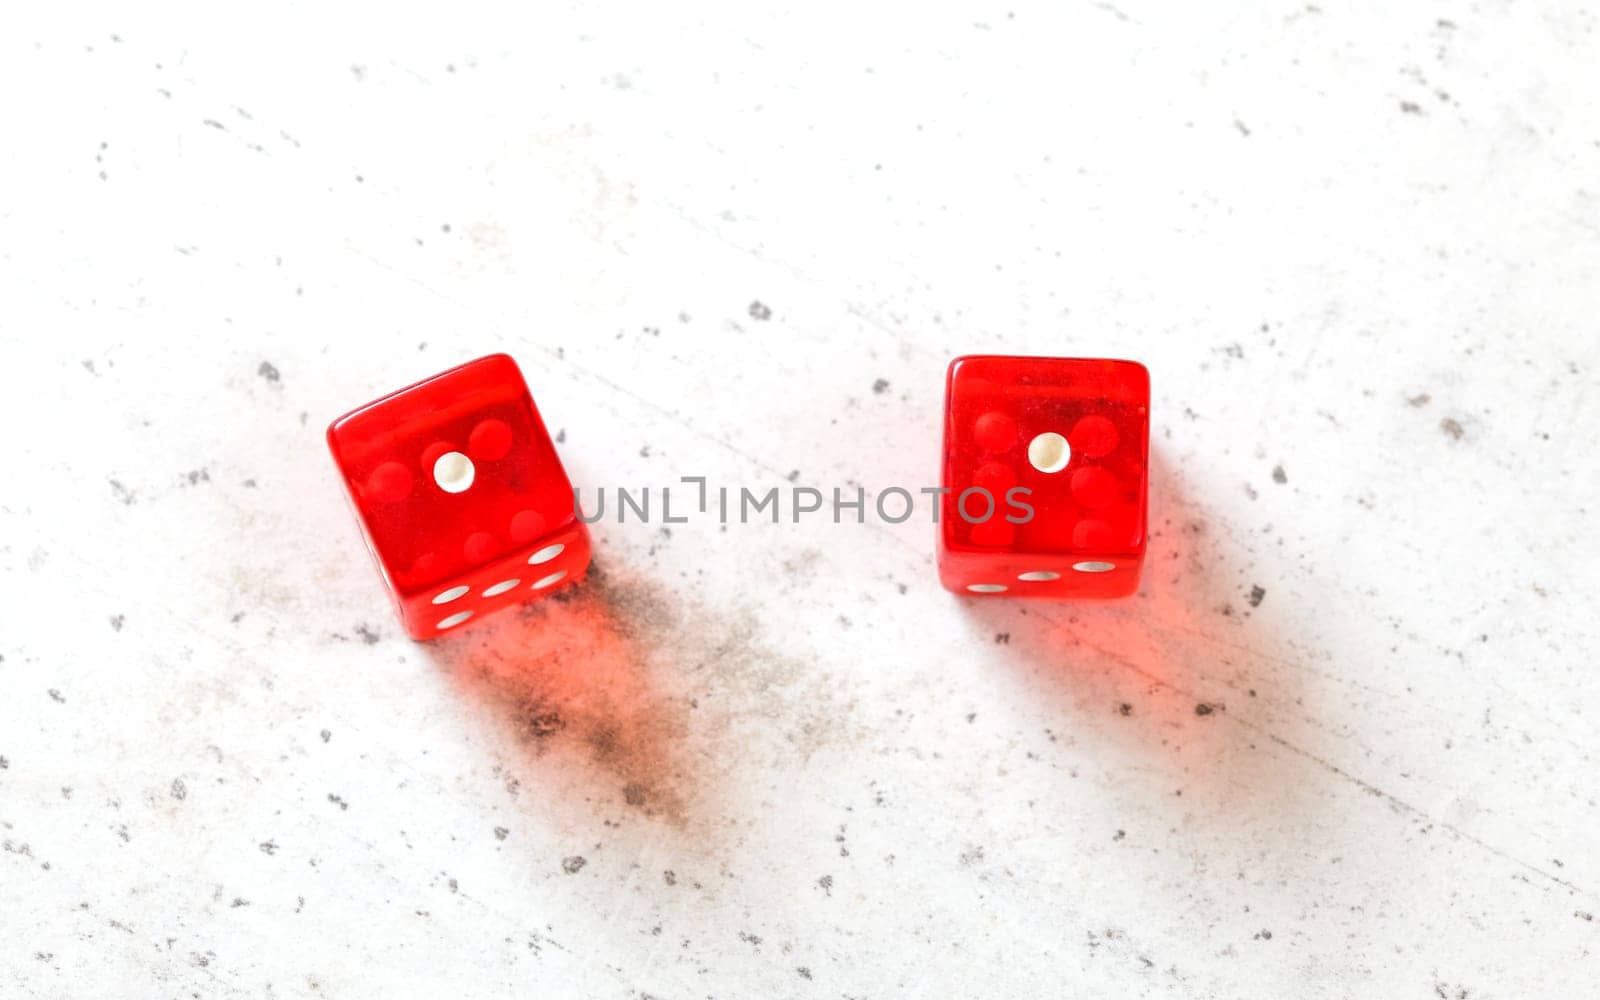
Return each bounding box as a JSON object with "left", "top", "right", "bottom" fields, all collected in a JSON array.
[{"left": 524, "top": 711, "right": 565, "bottom": 740}]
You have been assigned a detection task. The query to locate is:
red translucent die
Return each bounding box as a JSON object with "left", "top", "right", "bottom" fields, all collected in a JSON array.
[
  {"left": 938, "top": 355, "right": 1149, "bottom": 598},
  {"left": 327, "top": 354, "right": 591, "bottom": 639}
]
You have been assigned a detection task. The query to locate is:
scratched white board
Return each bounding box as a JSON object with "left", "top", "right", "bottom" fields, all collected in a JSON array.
[{"left": 2, "top": 2, "right": 1598, "bottom": 998}]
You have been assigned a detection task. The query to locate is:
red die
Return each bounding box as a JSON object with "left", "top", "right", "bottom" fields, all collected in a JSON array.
[
  {"left": 327, "top": 354, "right": 591, "bottom": 639},
  {"left": 938, "top": 355, "right": 1149, "bottom": 598}
]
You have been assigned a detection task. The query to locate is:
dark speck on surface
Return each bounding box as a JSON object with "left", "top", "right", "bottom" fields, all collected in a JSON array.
[
  {"left": 1, "top": 755, "right": 9, "bottom": 769},
  {"left": 1195, "top": 703, "right": 1216, "bottom": 716},
  {"left": 170, "top": 778, "right": 187, "bottom": 800},
  {"left": 748, "top": 300, "right": 772, "bottom": 321},
  {"left": 1119, "top": 703, "right": 1132, "bottom": 716},
  {"left": 664, "top": 870, "right": 677, "bottom": 886},
  {"left": 328, "top": 793, "right": 349, "bottom": 811},
  {"left": 1440, "top": 418, "right": 1464, "bottom": 440},
  {"left": 354, "top": 623, "right": 380, "bottom": 645},
  {"left": 320, "top": 729, "right": 331, "bottom": 743},
  {"left": 524, "top": 711, "right": 565, "bottom": 739},
  {"left": 561, "top": 855, "right": 587, "bottom": 874},
  {"left": 48, "top": 689, "right": 65, "bottom": 704},
  {"left": 260, "top": 840, "right": 277, "bottom": 855},
  {"left": 796, "top": 967, "right": 813, "bottom": 980},
  {"left": 1248, "top": 585, "right": 1266, "bottom": 608},
  {"left": 1400, "top": 100, "right": 1423, "bottom": 114},
  {"left": 493, "top": 827, "right": 509, "bottom": 841},
  {"left": 110, "top": 614, "right": 124, "bottom": 631},
  {"left": 1271, "top": 465, "right": 1287, "bottom": 484},
  {"left": 1408, "top": 393, "right": 1432, "bottom": 407},
  {"left": 258, "top": 361, "right": 281, "bottom": 383},
  {"left": 109, "top": 479, "right": 136, "bottom": 505},
  {"left": 872, "top": 378, "right": 889, "bottom": 394}
]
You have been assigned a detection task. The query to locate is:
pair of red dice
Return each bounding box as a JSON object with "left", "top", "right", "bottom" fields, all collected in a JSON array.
[{"left": 327, "top": 354, "right": 1148, "bottom": 640}]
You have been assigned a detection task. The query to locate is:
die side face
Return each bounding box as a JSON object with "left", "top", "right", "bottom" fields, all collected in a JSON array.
[
  {"left": 327, "top": 354, "right": 592, "bottom": 639},
  {"left": 400, "top": 521, "right": 591, "bottom": 639},
  {"left": 938, "top": 355, "right": 1149, "bottom": 598}
]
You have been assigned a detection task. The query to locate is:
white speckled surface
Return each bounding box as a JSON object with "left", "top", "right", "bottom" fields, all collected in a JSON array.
[{"left": 3, "top": 2, "right": 1599, "bottom": 997}]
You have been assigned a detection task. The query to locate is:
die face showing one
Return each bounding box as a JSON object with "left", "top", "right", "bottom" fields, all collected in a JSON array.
[
  {"left": 938, "top": 355, "right": 1149, "bottom": 598},
  {"left": 327, "top": 354, "right": 592, "bottom": 639}
]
